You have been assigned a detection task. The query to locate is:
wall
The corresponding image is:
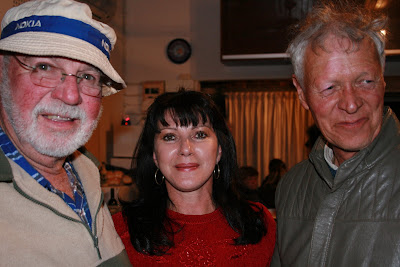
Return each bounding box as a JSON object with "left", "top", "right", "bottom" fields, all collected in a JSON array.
[
  {"left": 125, "top": 0, "right": 192, "bottom": 87},
  {"left": 0, "top": 1, "right": 12, "bottom": 21},
  {"left": 104, "top": 0, "right": 298, "bottom": 167},
  {"left": 124, "top": 0, "right": 295, "bottom": 84},
  {"left": 96, "top": 0, "right": 400, "bottom": 166},
  {"left": 123, "top": 0, "right": 400, "bottom": 89},
  {"left": 191, "top": 0, "right": 295, "bottom": 80}
]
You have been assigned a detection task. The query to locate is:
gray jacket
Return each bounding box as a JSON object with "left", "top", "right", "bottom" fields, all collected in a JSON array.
[{"left": 272, "top": 107, "right": 400, "bottom": 267}]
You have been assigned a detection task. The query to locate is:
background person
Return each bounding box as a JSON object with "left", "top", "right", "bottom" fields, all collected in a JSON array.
[
  {"left": 113, "top": 90, "right": 276, "bottom": 266},
  {"left": 259, "top": 159, "right": 287, "bottom": 209},
  {"left": 272, "top": 2, "right": 400, "bottom": 266},
  {"left": 0, "top": 0, "right": 130, "bottom": 265},
  {"left": 305, "top": 124, "right": 321, "bottom": 155},
  {"left": 237, "top": 165, "right": 262, "bottom": 202}
]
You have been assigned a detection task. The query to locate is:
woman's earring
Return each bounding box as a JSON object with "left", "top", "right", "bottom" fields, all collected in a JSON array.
[
  {"left": 213, "top": 164, "right": 220, "bottom": 180},
  {"left": 154, "top": 168, "right": 165, "bottom": 185}
]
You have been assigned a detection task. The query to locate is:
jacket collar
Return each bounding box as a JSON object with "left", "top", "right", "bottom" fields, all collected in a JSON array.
[
  {"left": 0, "top": 147, "right": 12, "bottom": 182},
  {"left": 0, "top": 146, "right": 99, "bottom": 183}
]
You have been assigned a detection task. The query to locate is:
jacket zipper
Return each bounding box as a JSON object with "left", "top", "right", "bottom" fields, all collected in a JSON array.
[{"left": 13, "top": 180, "right": 103, "bottom": 260}]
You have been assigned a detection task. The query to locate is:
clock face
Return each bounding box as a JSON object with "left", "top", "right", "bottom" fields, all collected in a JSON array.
[{"left": 167, "top": 38, "right": 192, "bottom": 64}]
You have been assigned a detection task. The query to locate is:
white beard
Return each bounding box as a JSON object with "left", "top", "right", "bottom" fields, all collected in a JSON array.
[{"left": 0, "top": 66, "right": 102, "bottom": 158}]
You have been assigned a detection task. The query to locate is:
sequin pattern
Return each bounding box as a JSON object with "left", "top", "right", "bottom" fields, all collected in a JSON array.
[{"left": 179, "top": 238, "right": 214, "bottom": 266}]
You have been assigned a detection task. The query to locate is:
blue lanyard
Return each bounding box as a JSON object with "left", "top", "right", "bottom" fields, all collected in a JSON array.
[{"left": 0, "top": 126, "right": 92, "bottom": 230}]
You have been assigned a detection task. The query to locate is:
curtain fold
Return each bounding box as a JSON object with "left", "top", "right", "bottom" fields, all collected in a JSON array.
[{"left": 226, "top": 91, "right": 315, "bottom": 183}]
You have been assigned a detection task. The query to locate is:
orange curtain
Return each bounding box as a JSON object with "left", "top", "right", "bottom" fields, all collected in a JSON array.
[{"left": 225, "top": 91, "right": 315, "bottom": 183}]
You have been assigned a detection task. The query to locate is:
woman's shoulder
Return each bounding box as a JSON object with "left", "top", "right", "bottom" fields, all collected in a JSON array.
[
  {"left": 245, "top": 201, "right": 276, "bottom": 265},
  {"left": 248, "top": 201, "right": 269, "bottom": 213},
  {"left": 248, "top": 201, "right": 276, "bottom": 225}
]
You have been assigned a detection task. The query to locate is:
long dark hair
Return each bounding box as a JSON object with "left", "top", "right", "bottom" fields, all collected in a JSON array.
[
  {"left": 123, "top": 90, "right": 268, "bottom": 255},
  {"left": 262, "top": 159, "right": 287, "bottom": 187}
]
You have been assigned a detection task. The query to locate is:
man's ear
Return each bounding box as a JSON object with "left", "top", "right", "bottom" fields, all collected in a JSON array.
[{"left": 293, "top": 75, "right": 310, "bottom": 110}]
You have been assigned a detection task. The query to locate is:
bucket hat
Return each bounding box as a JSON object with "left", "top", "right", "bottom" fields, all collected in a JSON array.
[{"left": 0, "top": 0, "right": 126, "bottom": 96}]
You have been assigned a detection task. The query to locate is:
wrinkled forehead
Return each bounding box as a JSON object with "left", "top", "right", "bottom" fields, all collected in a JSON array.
[{"left": 311, "top": 31, "right": 375, "bottom": 56}]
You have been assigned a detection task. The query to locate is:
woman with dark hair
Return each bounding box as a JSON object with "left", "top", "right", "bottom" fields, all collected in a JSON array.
[
  {"left": 259, "top": 159, "right": 287, "bottom": 209},
  {"left": 112, "top": 90, "right": 276, "bottom": 266}
]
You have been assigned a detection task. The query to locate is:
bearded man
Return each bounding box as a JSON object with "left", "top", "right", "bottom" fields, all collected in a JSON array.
[{"left": 0, "top": 0, "right": 131, "bottom": 265}]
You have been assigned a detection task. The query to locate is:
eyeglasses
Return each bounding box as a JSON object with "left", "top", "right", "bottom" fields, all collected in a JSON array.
[{"left": 14, "top": 56, "right": 108, "bottom": 98}]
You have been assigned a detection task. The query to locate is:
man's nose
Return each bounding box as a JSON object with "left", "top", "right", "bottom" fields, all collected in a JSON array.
[
  {"left": 337, "top": 85, "right": 363, "bottom": 114},
  {"left": 51, "top": 75, "right": 82, "bottom": 105}
]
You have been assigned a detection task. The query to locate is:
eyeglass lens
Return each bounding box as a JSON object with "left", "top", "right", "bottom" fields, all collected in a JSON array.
[{"left": 15, "top": 56, "right": 103, "bottom": 97}]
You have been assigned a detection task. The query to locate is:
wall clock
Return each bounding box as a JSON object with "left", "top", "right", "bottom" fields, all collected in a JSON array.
[{"left": 166, "top": 38, "right": 192, "bottom": 64}]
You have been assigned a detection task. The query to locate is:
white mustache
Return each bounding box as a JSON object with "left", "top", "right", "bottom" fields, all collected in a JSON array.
[{"left": 32, "top": 102, "right": 86, "bottom": 121}]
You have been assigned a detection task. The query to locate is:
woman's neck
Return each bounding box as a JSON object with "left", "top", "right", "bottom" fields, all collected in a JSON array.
[{"left": 167, "top": 190, "right": 216, "bottom": 215}]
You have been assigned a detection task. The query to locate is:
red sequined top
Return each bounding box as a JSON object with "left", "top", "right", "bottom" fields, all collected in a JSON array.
[{"left": 113, "top": 203, "right": 276, "bottom": 266}]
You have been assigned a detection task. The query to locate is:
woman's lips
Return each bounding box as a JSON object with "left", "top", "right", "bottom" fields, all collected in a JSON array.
[{"left": 175, "top": 163, "right": 199, "bottom": 171}]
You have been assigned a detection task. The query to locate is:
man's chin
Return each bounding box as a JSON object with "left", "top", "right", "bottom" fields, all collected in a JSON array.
[
  {"left": 32, "top": 140, "right": 83, "bottom": 158},
  {"left": 27, "top": 131, "right": 90, "bottom": 158}
]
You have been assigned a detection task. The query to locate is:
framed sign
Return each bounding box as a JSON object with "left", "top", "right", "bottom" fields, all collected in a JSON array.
[{"left": 142, "top": 81, "right": 165, "bottom": 113}]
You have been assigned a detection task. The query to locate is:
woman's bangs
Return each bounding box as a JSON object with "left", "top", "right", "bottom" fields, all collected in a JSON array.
[{"left": 159, "top": 106, "right": 209, "bottom": 128}]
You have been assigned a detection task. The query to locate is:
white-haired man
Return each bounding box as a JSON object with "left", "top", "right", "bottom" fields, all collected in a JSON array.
[{"left": 272, "top": 2, "right": 400, "bottom": 267}]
